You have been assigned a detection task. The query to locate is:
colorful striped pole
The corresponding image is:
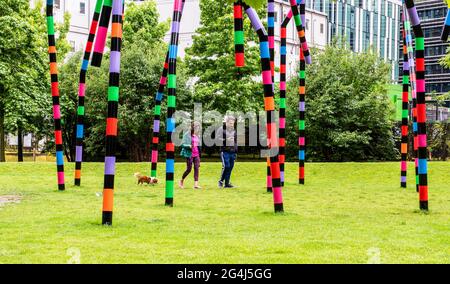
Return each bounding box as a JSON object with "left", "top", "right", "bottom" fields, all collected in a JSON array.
[
  {"left": 75, "top": 0, "right": 104, "bottom": 186},
  {"left": 441, "top": 0, "right": 450, "bottom": 42},
  {"left": 243, "top": 3, "right": 283, "bottom": 212},
  {"left": 400, "top": 9, "right": 409, "bottom": 188},
  {"left": 102, "top": 0, "right": 124, "bottom": 225},
  {"left": 150, "top": 0, "right": 185, "bottom": 178},
  {"left": 234, "top": 1, "right": 245, "bottom": 67},
  {"left": 404, "top": 7, "right": 419, "bottom": 192},
  {"left": 267, "top": 0, "right": 275, "bottom": 189},
  {"left": 268, "top": 0, "right": 275, "bottom": 81},
  {"left": 289, "top": 0, "right": 311, "bottom": 64},
  {"left": 150, "top": 52, "right": 168, "bottom": 178},
  {"left": 298, "top": 0, "right": 306, "bottom": 185},
  {"left": 165, "top": 0, "right": 183, "bottom": 207},
  {"left": 405, "top": 0, "right": 428, "bottom": 211},
  {"left": 46, "top": 0, "right": 65, "bottom": 191},
  {"left": 266, "top": 158, "right": 272, "bottom": 192},
  {"left": 279, "top": 10, "right": 293, "bottom": 187},
  {"left": 91, "top": 0, "right": 113, "bottom": 67}
]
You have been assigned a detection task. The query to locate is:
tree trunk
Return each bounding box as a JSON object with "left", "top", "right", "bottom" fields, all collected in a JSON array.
[
  {"left": 17, "top": 123, "right": 23, "bottom": 162},
  {"left": 0, "top": 109, "right": 5, "bottom": 162},
  {"left": 32, "top": 135, "right": 37, "bottom": 162}
]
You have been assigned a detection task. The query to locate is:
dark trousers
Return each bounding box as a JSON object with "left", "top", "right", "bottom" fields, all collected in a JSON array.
[
  {"left": 182, "top": 156, "right": 200, "bottom": 181},
  {"left": 220, "top": 151, "right": 236, "bottom": 186}
]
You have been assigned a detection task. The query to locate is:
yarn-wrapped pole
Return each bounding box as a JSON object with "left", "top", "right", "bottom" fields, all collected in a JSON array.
[
  {"left": 405, "top": 0, "right": 428, "bottom": 211},
  {"left": 279, "top": 10, "right": 293, "bottom": 187},
  {"left": 405, "top": 16, "right": 419, "bottom": 192},
  {"left": 441, "top": 0, "right": 450, "bottom": 42},
  {"left": 234, "top": 1, "right": 245, "bottom": 67},
  {"left": 268, "top": 0, "right": 275, "bottom": 81},
  {"left": 243, "top": 3, "right": 283, "bottom": 212},
  {"left": 289, "top": 0, "right": 311, "bottom": 64},
  {"left": 400, "top": 8, "right": 409, "bottom": 188},
  {"left": 266, "top": 0, "right": 275, "bottom": 191},
  {"left": 102, "top": 0, "right": 124, "bottom": 225},
  {"left": 165, "top": 0, "right": 183, "bottom": 207},
  {"left": 150, "top": 0, "right": 185, "bottom": 178},
  {"left": 46, "top": 0, "right": 65, "bottom": 191},
  {"left": 91, "top": 0, "right": 113, "bottom": 67},
  {"left": 74, "top": 0, "right": 104, "bottom": 186},
  {"left": 298, "top": 0, "right": 306, "bottom": 184}
]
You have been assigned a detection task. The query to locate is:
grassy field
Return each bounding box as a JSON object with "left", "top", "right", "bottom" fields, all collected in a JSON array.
[{"left": 0, "top": 161, "right": 449, "bottom": 264}]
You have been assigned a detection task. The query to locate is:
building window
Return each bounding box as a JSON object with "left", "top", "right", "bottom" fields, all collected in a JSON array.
[
  {"left": 80, "top": 2, "right": 86, "bottom": 14},
  {"left": 274, "top": 12, "right": 278, "bottom": 23},
  {"left": 54, "top": 0, "right": 60, "bottom": 9},
  {"left": 306, "top": 19, "right": 309, "bottom": 30},
  {"left": 320, "top": 23, "right": 324, "bottom": 34}
]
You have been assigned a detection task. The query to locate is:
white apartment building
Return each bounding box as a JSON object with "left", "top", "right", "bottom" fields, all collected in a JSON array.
[{"left": 30, "top": 0, "right": 99, "bottom": 53}]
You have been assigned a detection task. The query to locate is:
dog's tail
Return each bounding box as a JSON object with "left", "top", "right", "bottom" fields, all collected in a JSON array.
[{"left": 134, "top": 172, "right": 142, "bottom": 179}]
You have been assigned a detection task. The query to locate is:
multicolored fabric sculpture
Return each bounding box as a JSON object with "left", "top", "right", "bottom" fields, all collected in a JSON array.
[
  {"left": 102, "top": 0, "right": 124, "bottom": 225},
  {"left": 46, "top": 0, "right": 65, "bottom": 191},
  {"left": 164, "top": 0, "right": 184, "bottom": 207},
  {"left": 75, "top": 0, "right": 104, "bottom": 186},
  {"left": 400, "top": 9, "right": 409, "bottom": 188},
  {"left": 441, "top": 0, "right": 450, "bottom": 41},
  {"left": 405, "top": 0, "right": 428, "bottom": 211},
  {"left": 150, "top": 0, "right": 185, "bottom": 179},
  {"left": 298, "top": 0, "right": 306, "bottom": 184},
  {"left": 91, "top": 0, "right": 113, "bottom": 67}
]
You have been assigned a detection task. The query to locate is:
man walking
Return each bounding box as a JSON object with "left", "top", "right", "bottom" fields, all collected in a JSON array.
[{"left": 217, "top": 115, "right": 237, "bottom": 188}]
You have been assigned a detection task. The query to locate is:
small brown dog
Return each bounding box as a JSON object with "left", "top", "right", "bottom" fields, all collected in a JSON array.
[{"left": 134, "top": 172, "right": 158, "bottom": 185}]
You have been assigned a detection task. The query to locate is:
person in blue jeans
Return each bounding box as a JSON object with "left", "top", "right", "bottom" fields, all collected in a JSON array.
[{"left": 217, "top": 115, "right": 237, "bottom": 188}]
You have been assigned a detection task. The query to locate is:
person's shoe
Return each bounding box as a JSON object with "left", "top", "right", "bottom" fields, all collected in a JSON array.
[
  {"left": 178, "top": 180, "right": 184, "bottom": 189},
  {"left": 224, "top": 183, "right": 235, "bottom": 188},
  {"left": 218, "top": 180, "right": 224, "bottom": 188}
]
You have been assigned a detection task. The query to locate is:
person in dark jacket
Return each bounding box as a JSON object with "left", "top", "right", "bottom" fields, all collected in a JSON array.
[{"left": 217, "top": 115, "right": 237, "bottom": 188}]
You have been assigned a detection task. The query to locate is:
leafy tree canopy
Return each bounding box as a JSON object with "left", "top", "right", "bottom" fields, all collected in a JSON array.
[
  {"left": 285, "top": 42, "right": 397, "bottom": 161},
  {"left": 185, "top": 0, "right": 266, "bottom": 113}
]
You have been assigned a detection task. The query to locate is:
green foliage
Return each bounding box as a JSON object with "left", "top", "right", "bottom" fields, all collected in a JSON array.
[
  {"left": 185, "top": 0, "right": 265, "bottom": 114},
  {"left": 0, "top": 0, "right": 70, "bottom": 161},
  {"left": 285, "top": 43, "right": 397, "bottom": 161},
  {"left": 57, "top": 1, "right": 191, "bottom": 162},
  {"left": 226, "top": 0, "right": 266, "bottom": 9},
  {"left": 122, "top": 1, "right": 169, "bottom": 48},
  {"left": 428, "top": 122, "right": 450, "bottom": 161}
]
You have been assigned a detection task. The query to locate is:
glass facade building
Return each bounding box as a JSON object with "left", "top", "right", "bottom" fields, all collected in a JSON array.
[
  {"left": 301, "top": 0, "right": 402, "bottom": 80},
  {"left": 414, "top": 0, "right": 450, "bottom": 95}
]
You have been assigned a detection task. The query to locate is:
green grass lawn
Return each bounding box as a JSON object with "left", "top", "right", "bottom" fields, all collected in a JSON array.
[{"left": 0, "top": 161, "right": 449, "bottom": 264}]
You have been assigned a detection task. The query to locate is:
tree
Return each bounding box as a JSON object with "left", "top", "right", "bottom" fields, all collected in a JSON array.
[
  {"left": 285, "top": 42, "right": 397, "bottom": 161},
  {"left": 122, "top": 0, "right": 169, "bottom": 48},
  {"left": 57, "top": 1, "right": 191, "bottom": 162},
  {"left": 185, "top": 0, "right": 266, "bottom": 114},
  {"left": 0, "top": 0, "right": 70, "bottom": 162}
]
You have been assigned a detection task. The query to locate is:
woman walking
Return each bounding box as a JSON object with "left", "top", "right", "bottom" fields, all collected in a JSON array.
[{"left": 179, "top": 122, "right": 202, "bottom": 189}]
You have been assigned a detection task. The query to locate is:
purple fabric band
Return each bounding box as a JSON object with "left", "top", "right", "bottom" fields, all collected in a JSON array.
[
  {"left": 110, "top": 51, "right": 121, "bottom": 73},
  {"left": 407, "top": 7, "right": 420, "bottom": 26},
  {"left": 76, "top": 146, "right": 83, "bottom": 162},
  {"left": 104, "top": 156, "right": 116, "bottom": 175},
  {"left": 112, "top": 0, "right": 122, "bottom": 15},
  {"left": 153, "top": 119, "right": 160, "bottom": 132},
  {"left": 245, "top": 7, "right": 264, "bottom": 32}
]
